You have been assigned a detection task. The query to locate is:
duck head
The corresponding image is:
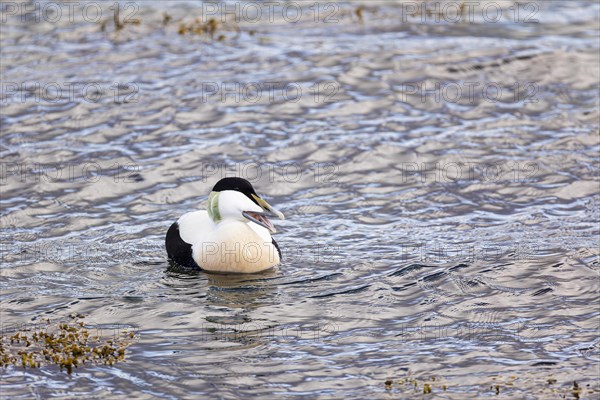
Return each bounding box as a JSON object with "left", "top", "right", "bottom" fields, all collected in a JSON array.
[{"left": 207, "top": 177, "right": 284, "bottom": 233}]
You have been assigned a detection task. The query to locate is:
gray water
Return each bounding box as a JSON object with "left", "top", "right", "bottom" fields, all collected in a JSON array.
[{"left": 1, "top": 1, "right": 599, "bottom": 398}]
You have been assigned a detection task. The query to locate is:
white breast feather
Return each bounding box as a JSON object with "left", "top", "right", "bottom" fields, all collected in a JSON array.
[{"left": 179, "top": 211, "right": 279, "bottom": 273}]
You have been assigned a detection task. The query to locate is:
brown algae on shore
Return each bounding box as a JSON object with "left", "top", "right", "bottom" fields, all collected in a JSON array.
[{"left": 0, "top": 317, "right": 137, "bottom": 374}]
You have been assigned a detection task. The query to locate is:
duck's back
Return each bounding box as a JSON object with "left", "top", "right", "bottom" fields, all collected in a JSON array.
[{"left": 165, "top": 211, "right": 212, "bottom": 269}]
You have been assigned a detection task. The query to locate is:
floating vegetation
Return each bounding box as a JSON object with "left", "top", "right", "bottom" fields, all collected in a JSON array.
[
  {"left": 177, "top": 17, "right": 239, "bottom": 41},
  {"left": 423, "top": 383, "right": 432, "bottom": 394},
  {"left": 93, "top": 3, "right": 374, "bottom": 42},
  {"left": 162, "top": 12, "right": 172, "bottom": 27},
  {"left": 114, "top": 4, "right": 141, "bottom": 31},
  {"left": 178, "top": 17, "right": 216, "bottom": 37},
  {"left": 100, "top": 3, "right": 141, "bottom": 33},
  {"left": 572, "top": 381, "right": 581, "bottom": 399},
  {"left": 384, "top": 375, "right": 446, "bottom": 394},
  {"left": 0, "top": 316, "right": 137, "bottom": 374},
  {"left": 355, "top": 6, "right": 365, "bottom": 23},
  {"left": 384, "top": 373, "right": 600, "bottom": 397}
]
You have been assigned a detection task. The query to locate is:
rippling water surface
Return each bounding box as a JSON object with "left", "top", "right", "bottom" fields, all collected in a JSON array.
[{"left": 1, "top": 1, "right": 599, "bottom": 398}]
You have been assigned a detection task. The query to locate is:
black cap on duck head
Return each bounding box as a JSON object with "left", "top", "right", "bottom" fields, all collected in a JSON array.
[{"left": 212, "top": 177, "right": 259, "bottom": 206}]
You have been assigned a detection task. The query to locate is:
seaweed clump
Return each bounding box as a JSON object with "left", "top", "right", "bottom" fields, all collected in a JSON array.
[
  {"left": 384, "top": 373, "right": 600, "bottom": 398},
  {"left": 0, "top": 317, "right": 136, "bottom": 374},
  {"left": 177, "top": 17, "right": 238, "bottom": 41},
  {"left": 384, "top": 375, "right": 447, "bottom": 395}
]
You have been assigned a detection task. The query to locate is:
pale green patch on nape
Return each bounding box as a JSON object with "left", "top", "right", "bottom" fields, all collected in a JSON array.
[{"left": 207, "top": 191, "right": 221, "bottom": 222}]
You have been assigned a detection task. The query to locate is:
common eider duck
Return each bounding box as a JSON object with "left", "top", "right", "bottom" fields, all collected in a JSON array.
[{"left": 165, "top": 177, "right": 284, "bottom": 273}]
